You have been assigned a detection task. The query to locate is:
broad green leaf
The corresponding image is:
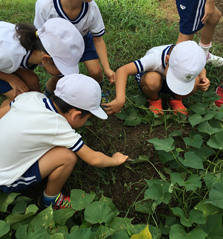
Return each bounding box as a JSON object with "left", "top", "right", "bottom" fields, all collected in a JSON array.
[
  {"left": 0, "top": 192, "right": 19, "bottom": 213},
  {"left": 207, "top": 182, "right": 223, "bottom": 209},
  {"left": 169, "top": 130, "right": 183, "bottom": 137},
  {"left": 213, "top": 111, "right": 223, "bottom": 120},
  {"left": 65, "top": 228, "right": 91, "bottom": 239},
  {"left": 170, "top": 172, "right": 185, "bottom": 186},
  {"left": 15, "top": 224, "right": 28, "bottom": 239},
  {"left": 190, "top": 147, "right": 214, "bottom": 162},
  {"left": 50, "top": 233, "right": 65, "bottom": 239},
  {"left": 84, "top": 201, "right": 115, "bottom": 224},
  {"left": 99, "top": 195, "right": 119, "bottom": 216},
  {"left": 131, "top": 224, "right": 147, "bottom": 235},
  {"left": 93, "top": 225, "right": 115, "bottom": 239},
  {"left": 148, "top": 137, "right": 175, "bottom": 152},
  {"left": 130, "top": 154, "right": 150, "bottom": 164},
  {"left": 204, "top": 173, "right": 223, "bottom": 189},
  {"left": 110, "top": 230, "right": 129, "bottom": 239},
  {"left": 5, "top": 204, "right": 38, "bottom": 225},
  {"left": 30, "top": 205, "right": 55, "bottom": 230},
  {"left": 169, "top": 224, "right": 207, "bottom": 239},
  {"left": 135, "top": 201, "right": 154, "bottom": 215},
  {"left": 130, "top": 225, "right": 152, "bottom": 239},
  {"left": 124, "top": 111, "right": 141, "bottom": 126},
  {"left": 0, "top": 221, "right": 10, "bottom": 237},
  {"left": 195, "top": 200, "right": 221, "bottom": 218},
  {"left": 197, "top": 121, "right": 222, "bottom": 135},
  {"left": 144, "top": 181, "right": 171, "bottom": 205},
  {"left": 171, "top": 207, "right": 192, "bottom": 227},
  {"left": 189, "top": 102, "right": 208, "bottom": 115},
  {"left": 183, "top": 134, "right": 203, "bottom": 148},
  {"left": 133, "top": 94, "right": 147, "bottom": 105},
  {"left": 207, "top": 131, "right": 223, "bottom": 150},
  {"left": 12, "top": 200, "right": 27, "bottom": 215},
  {"left": 27, "top": 225, "right": 51, "bottom": 239},
  {"left": 188, "top": 209, "right": 206, "bottom": 225},
  {"left": 70, "top": 189, "right": 95, "bottom": 211},
  {"left": 149, "top": 225, "right": 162, "bottom": 239},
  {"left": 54, "top": 208, "right": 76, "bottom": 225},
  {"left": 107, "top": 217, "right": 133, "bottom": 232},
  {"left": 116, "top": 109, "right": 128, "bottom": 120},
  {"left": 185, "top": 174, "right": 202, "bottom": 191},
  {"left": 188, "top": 114, "right": 204, "bottom": 127},
  {"left": 178, "top": 152, "right": 204, "bottom": 169},
  {"left": 158, "top": 150, "right": 179, "bottom": 164}
]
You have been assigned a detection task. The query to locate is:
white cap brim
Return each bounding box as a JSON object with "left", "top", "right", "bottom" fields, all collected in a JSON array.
[
  {"left": 54, "top": 59, "right": 79, "bottom": 76},
  {"left": 90, "top": 107, "right": 108, "bottom": 120},
  {"left": 166, "top": 66, "right": 195, "bottom": 96}
]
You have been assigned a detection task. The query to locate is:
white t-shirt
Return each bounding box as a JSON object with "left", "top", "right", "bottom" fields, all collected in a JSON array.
[
  {"left": 133, "top": 44, "right": 174, "bottom": 79},
  {"left": 0, "top": 92, "right": 84, "bottom": 186},
  {"left": 0, "top": 21, "right": 27, "bottom": 74},
  {"left": 34, "top": 0, "right": 105, "bottom": 37}
]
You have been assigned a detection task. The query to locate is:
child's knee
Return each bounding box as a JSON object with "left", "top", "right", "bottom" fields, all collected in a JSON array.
[
  {"left": 63, "top": 149, "right": 78, "bottom": 167},
  {"left": 88, "top": 65, "right": 103, "bottom": 80}
]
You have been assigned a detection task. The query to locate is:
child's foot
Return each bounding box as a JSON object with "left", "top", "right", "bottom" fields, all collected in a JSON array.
[
  {"left": 168, "top": 98, "right": 188, "bottom": 116},
  {"left": 206, "top": 53, "right": 223, "bottom": 67},
  {"left": 215, "top": 83, "right": 223, "bottom": 107},
  {"left": 39, "top": 193, "right": 72, "bottom": 210},
  {"left": 148, "top": 98, "right": 164, "bottom": 115}
]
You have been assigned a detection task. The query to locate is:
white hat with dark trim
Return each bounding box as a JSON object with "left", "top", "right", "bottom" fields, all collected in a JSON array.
[
  {"left": 166, "top": 40, "right": 206, "bottom": 96},
  {"left": 37, "top": 18, "right": 84, "bottom": 75},
  {"left": 54, "top": 74, "right": 108, "bottom": 120}
]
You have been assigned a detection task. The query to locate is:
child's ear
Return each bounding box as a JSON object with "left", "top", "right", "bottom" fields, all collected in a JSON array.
[
  {"left": 42, "top": 54, "right": 51, "bottom": 64},
  {"left": 70, "top": 109, "right": 82, "bottom": 121},
  {"left": 165, "top": 55, "right": 170, "bottom": 63}
]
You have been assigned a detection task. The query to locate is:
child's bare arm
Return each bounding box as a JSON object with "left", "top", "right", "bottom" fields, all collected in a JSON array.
[
  {"left": 103, "top": 62, "right": 138, "bottom": 115},
  {"left": 93, "top": 36, "right": 115, "bottom": 84},
  {"left": 0, "top": 71, "right": 29, "bottom": 97},
  {"left": 0, "top": 104, "right": 10, "bottom": 119},
  {"left": 77, "top": 144, "right": 128, "bottom": 167}
]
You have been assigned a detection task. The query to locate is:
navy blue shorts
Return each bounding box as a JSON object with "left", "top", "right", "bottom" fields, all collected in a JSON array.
[
  {"left": 135, "top": 72, "right": 174, "bottom": 95},
  {"left": 0, "top": 161, "right": 42, "bottom": 193},
  {"left": 176, "top": 0, "right": 205, "bottom": 34},
  {"left": 0, "top": 79, "right": 13, "bottom": 94},
  {"left": 80, "top": 32, "right": 99, "bottom": 62}
]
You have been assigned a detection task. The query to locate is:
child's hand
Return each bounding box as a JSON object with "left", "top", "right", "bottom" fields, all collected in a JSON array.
[
  {"left": 104, "top": 69, "right": 115, "bottom": 84},
  {"left": 112, "top": 152, "right": 129, "bottom": 165},
  {"left": 102, "top": 98, "right": 125, "bottom": 115},
  {"left": 9, "top": 75, "right": 29, "bottom": 97},
  {"left": 198, "top": 77, "right": 210, "bottom": 92}
]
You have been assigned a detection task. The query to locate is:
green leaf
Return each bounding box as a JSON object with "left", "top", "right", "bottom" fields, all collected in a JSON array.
[
  {"left": 190, "top": 147, "right": 214, "bottom": 162},
  {"left": 65, "top": 228, "right": 91, "bottom": 239},
  {"left": 116, "top": 109, "right": 128, "bottom": 120},
  {"left": 183, "top": 134, "right": 203, "bottom": 148},
  {"left": 54, "top": 208, "right": 76, "bottom": 225},
  {"left": 197, "top": 121, "right": 222, "bottom": 135},
  {"left": 70, "top": 189, "right": 95, "bottom": 211},
  {"left": 110, "top": 230, "right": 129, "bottom": 239},
  {"left": 195, "top": 200, "right": 221, "bottom": 218},
  {"left": 0, "top": 192, "right": 19, "bottom": 213},
  {"left": 171, "top": 207, "right": 192, "bottom": 227},
  {"left": 30, "top": 205, "right": 55, "bottom": 230},
  {"left": 15, "top": 224, "right": 28, "bottom": 239},
  {"left": 158, "top": 150, "right": 179, "bottom": 164},
  {"left": 144, "top": 181, "right": 171, "bottom": 205},
  {"left": 107, "top": 217, "right": 133, "bottom": 233},
  {"left": 5, "top": 204, "right": 38, "bottom": 225},
  {"left": 170, "top": 172, "right": 185, "bottom": 186},
  {"left": 207, "top": 182, "right": 223, "bottom": 209},
  {"left": 50, "top": 233, "right": 65, "bottom": 239},
  {"left": 93, "top": 225, "right": 115, "bottom": 239},
  {"left": 169, "top": 224, "right": 207, "bottom": 239},
  {"left": 124, "top": 111, "right": 141, "bottom": 126},
  {"left": 188, "top": 114, "right": 204, "bottom": 127},
  {"left": 27, "top": 225, "right": 51, "bottom": 239},
  {"left": 204, "top": 173, "right": 223, "bottom": 189},
  {"left": 99, "top": 195, "right": 119, "bottom": 216},
  {"left": 178, "top": 152, "right": 204, "bottom": 169},
  {"left": 132, "top": 94, "right": 147, "bottom": 105},
  {"left": 185, "top": 174, "right": 202, "bottom": 191},
  {"left": 130, "top": 154, "right": 150, "bottom": 164},
  {"left": 148, "top": 137, "right": 175, "bottom": 152},
  {"left": 189, "top": 102, "right": 209, "bottom": 115},
  {"left": 84, "top": 201, "right": 115, "bottom": 224},
  {"left": 135, "top": 201, "right": 154, "bottom": 215},
  {"left": 207, "top": 131, "right": 223, "bottom": 150},
  {"left": 0, "top": 221, "right": 10, "bottom": 237}
]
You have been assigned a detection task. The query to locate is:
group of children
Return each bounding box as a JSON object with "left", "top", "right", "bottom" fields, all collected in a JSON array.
[{"left": 0, "top": 0, "right": 222, "bottom": 209}]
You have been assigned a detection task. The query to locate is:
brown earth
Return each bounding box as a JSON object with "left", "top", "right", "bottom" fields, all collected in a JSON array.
[{"left": 23, "top": 0, "right": 223, "bottom": 226}]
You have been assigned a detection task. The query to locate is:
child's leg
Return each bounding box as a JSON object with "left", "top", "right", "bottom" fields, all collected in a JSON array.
[
  {"left": 176, "top": 33, "right": 194, "bottom": 44},
  {"left": 14, "top": 68, "right": 41, "bottom": 92},
  {"left": 38, "top": 147, "right": 77, "bottom": 196},
  {"left": 84, "top": 59, "right": 103, "bottom": 84}
]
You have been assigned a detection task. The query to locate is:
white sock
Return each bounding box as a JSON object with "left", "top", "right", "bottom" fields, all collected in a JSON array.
[{"left": 199, "top": 41, "right": 212, "bottom": 59}]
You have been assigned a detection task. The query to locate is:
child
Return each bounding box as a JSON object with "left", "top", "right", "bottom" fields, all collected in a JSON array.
[
  {"left": 176, "top": 0, "right": 223, "bottom": 67},
  {"left": 102, "top": 41, "right": 210, "bottom": 115},
  {"left": 0, "top": 73, "right": 128, "bottom": 209},
  {"left": 0, "top": 18, "right": 84, "bottom": 107},
  {"left": 34, "top": 0, "right": 115, "bottom": 98}
]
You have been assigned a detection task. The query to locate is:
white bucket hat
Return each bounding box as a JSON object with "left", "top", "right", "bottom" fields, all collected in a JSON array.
[
  {"left": 54, "top": 74, "right": 108, "bottom": 120},
  {"left": 166, "top": 40, "right": 206, "bottom": 96},
  {"left": 37, "top": 18, "right": 84, "bottom": 75}
]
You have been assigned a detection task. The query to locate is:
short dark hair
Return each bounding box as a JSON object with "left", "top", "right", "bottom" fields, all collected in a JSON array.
[{"left": 52, "top": 95, "right": 90, "bottom": 118}]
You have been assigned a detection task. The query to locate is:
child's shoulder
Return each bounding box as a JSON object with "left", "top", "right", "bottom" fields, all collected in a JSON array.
[{"left": 35, "top": 0, "right": 53, "bottom": 9}]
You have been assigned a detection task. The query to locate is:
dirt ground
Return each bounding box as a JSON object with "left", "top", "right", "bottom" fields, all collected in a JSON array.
[{"left": 22, "top": 0, "right": 223, "bottom": 225}]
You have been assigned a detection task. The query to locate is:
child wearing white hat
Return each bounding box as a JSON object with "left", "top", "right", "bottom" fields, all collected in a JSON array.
[
  {"left": 0, "top": 73, "right": 128, "bottom": 210},
  {"left": 103, "top": 40, "right": 210, "bottom": 116},
  {"left": 0, "top": 18, "right": 84, "bottom": 107},
  {"left": 34, "top": 0, "right": 115, "bottom": 98}
]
